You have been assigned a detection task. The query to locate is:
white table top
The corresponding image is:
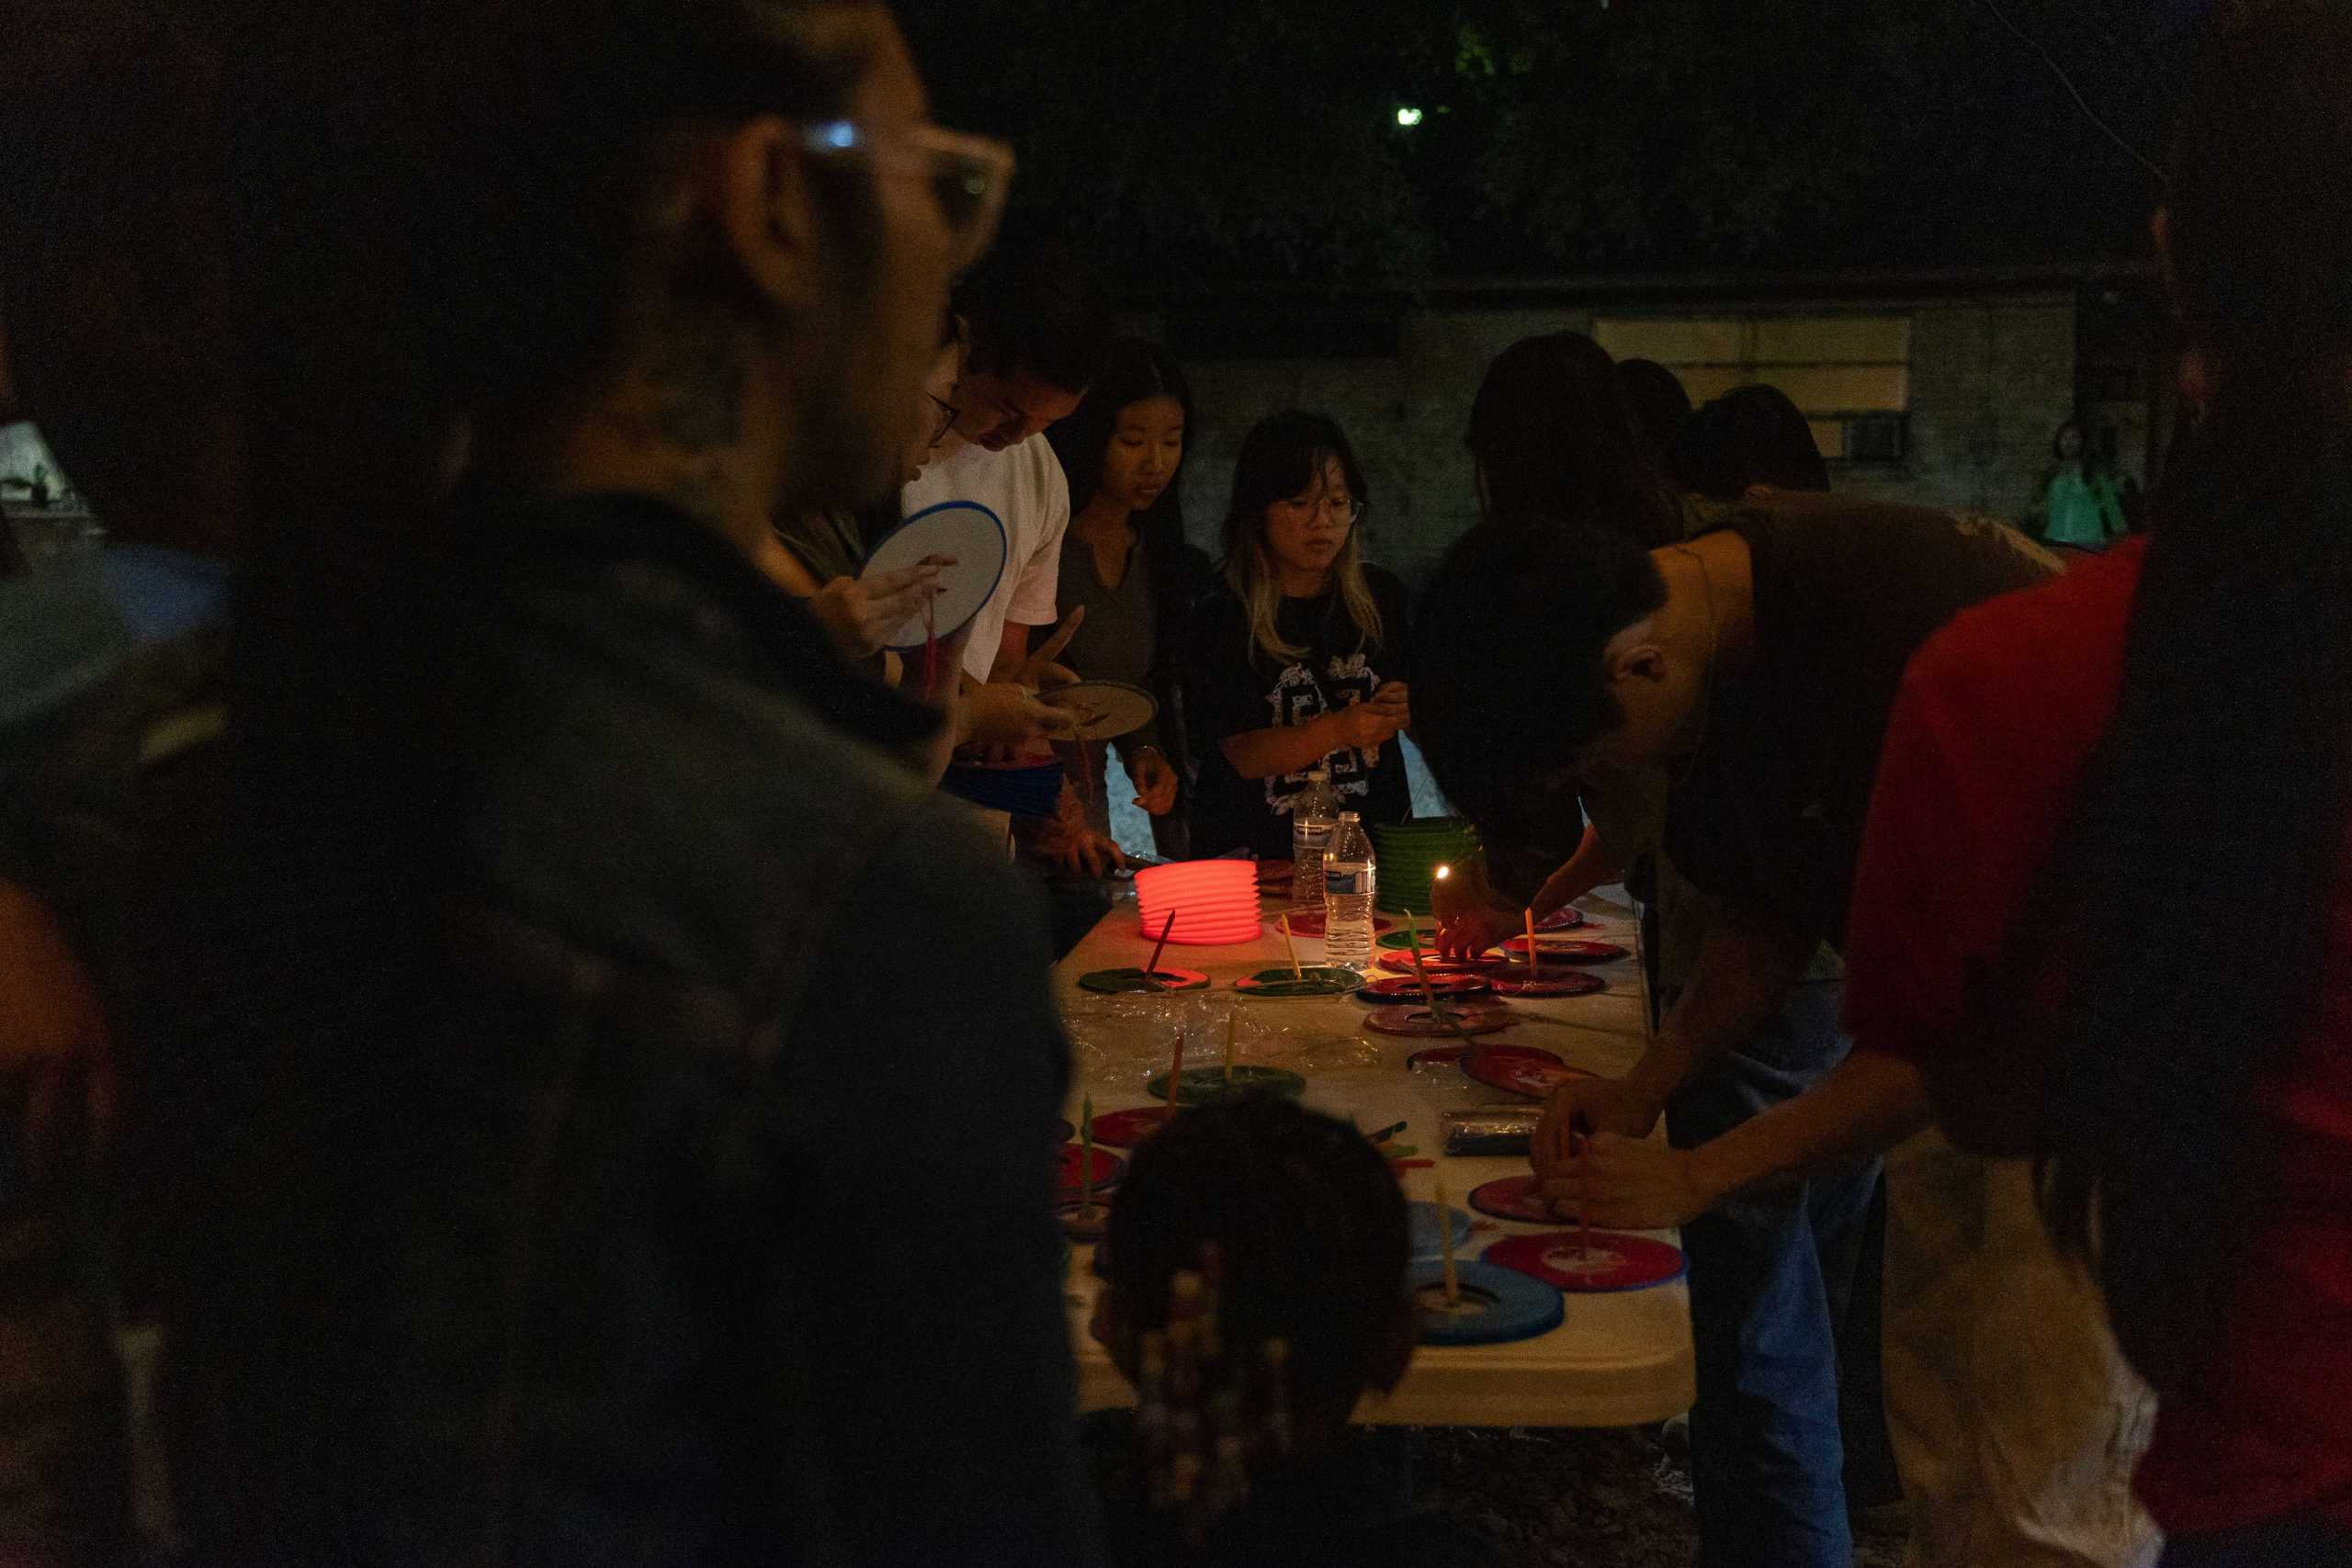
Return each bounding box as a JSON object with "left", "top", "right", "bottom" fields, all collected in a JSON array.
[{"left": 1054, "top": 884, "right": 1696, "bottom": 1429}]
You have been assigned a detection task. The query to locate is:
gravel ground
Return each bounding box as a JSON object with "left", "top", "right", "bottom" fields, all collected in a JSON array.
[{"left": 1415, "top": 1425, "right": 1910, "bottom": 1566}]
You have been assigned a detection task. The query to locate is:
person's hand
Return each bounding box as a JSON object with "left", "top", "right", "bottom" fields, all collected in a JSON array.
[
  {"left": 805, "top": 555, "right": 949, "bottom": 660},
  {"left": 1003, "top": 605, "right": 1086, "bottom": 688},
  {"left": 0, "top": 884, "right": 114, "bottom": 1173},
  {"left": 1368, "top": 680, "right": 1410, "bottom": 728},
  {"left": 1535, "top": 1133, "right": 1715, "bottom": 1230},
  {"left": 1023, "top": 814, "right": 1128, "bottom": 878},
  {"left": 1127, "top": 747, "right": 1180, "bottom": 815},
  {"left": 1331, "top": 696, "right": 1406, "bottom": 750},
  {"left": 959, "top": 681, "right": 1080, "bottom": 756},
  {"left": 1435, "top": 904, "right": 1511, "bottom": 962},
  {"left": 1532, "top": 1074, "right": 1662, "bottom": 1186}
]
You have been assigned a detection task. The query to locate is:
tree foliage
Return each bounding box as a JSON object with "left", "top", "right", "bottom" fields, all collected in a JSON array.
[{"left": 902, "top": 0, "right": 2183, "bottom": 291}]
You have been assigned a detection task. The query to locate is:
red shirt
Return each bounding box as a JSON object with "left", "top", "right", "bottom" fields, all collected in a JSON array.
[{"left": 1842, "top": 536, "right": 2352, "bottom": 1537}]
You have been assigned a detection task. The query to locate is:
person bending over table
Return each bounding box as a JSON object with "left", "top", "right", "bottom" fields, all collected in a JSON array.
[
  {"left": 1412, "top": 499, "right": 2054, "bottom": 1568},
  {"left": 1185, "top": 412, "right": 1410, "bottom": 863}
]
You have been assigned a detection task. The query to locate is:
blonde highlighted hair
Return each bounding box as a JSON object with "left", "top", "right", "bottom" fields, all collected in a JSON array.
[{"left": 1218, "top": 411, "right": 1384, "bottom": 664}]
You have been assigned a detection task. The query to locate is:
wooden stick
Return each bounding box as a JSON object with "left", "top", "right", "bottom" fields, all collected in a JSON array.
[
  {"left": 1223, "top": 1008, "right": 1238, "bottom": 1082},
  {"left": 1403, "top": 922, "right": 1493, "bottom": 1059},
  {"left": 1525, "top": 907, "right": 1542, "bottom": 983},
  {"left": 1164, "top": 1021, "right": 1187, "bottom": 1115},
  {"left": 1080, "top": 1092, "right": 1097, "bottom": 1214},
  {"left": 1434, "top": 1170, "right": 1461, "bottom": 1307},
  {"left": 1276, "top": 914, "right": 1303, "bottom": 980},
  {"left": 1143, "top": 909, "right": 1178, "bottom": 992}
]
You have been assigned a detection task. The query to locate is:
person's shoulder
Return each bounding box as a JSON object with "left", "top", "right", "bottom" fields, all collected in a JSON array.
[
  {"left": 1905, "top": 536, "right": 2146, "bottom": 709},
  {"left": 1014, "top": 432, "right": 1071, "bottom": 500}
]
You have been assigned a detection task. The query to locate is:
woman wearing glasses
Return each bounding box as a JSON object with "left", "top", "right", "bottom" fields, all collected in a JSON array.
[
  {"left": 1046, "top": 338, "right": 1212, "bottom": 856},
  {"left": 1185, "top": 411, "right": 1412, "bottom": 861}
]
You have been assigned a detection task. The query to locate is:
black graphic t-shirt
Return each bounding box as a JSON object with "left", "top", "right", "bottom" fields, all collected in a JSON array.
[{"left": 1186, "top": 568, "right": 1412, "bottom": 860}]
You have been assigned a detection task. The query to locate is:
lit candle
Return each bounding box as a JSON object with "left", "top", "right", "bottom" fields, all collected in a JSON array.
[{"left": 1525, "top": 907, "right": 1541, "bottom": 982}]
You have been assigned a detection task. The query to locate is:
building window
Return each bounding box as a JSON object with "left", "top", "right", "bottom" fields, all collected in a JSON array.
[{"left": 1592, "top": 313, "right": 1912, "bottom": 463}]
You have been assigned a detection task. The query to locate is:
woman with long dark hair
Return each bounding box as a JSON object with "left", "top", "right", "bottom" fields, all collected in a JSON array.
[
  {"left": 1185, "top": 412, "right": 1409, "bottom": 861},
  {"left": 2032, "top": 417, "right": 2128, "bottom": 551},
  {"left": 1045, "top": 337, "right": 1211, "bottom": 857},
  {"left": 1838, "top": 6, "right": 2352, "bottom": 1562}
]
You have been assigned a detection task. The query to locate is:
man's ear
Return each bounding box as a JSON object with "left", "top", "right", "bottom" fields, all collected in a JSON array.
[
  {"left": 1610, "top": 639, "right": 1669, "bottom": 689},
  {"left": 712, "top": 118, "right": 825, "bottom": 316}
]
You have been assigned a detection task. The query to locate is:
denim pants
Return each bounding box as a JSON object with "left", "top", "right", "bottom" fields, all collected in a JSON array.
[{"left": 1668, "top": 976, "right": 1878, "bottom": 1568}]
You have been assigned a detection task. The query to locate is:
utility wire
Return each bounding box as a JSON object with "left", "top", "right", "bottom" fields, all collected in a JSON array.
[{"left": 1975, "top": 0, "right": 2168, "bottom": 182}]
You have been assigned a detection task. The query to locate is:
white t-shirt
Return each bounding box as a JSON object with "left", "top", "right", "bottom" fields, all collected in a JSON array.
[{"left": 900, "top": 434, "right": 1070, "bottom": 682}]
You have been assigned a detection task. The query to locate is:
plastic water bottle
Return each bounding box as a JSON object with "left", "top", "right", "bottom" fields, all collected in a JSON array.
[
  {"left": 1291, "top": 767, "right": 1339, "bottom": 908},
  {"left": 1322, "top": 811, "right": 1377, "bottom": 973}
]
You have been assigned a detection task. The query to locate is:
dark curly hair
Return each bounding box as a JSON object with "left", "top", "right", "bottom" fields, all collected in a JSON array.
[{"left": 1102, "top": 1097, "right": 1408, "bottom": 1420}]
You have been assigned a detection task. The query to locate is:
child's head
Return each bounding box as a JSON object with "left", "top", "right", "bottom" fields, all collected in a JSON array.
[{"left": 1092, "top": 1097, "right": 1416, "bottom": 1433}]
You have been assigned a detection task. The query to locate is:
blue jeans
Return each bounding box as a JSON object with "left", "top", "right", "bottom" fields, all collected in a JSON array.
[
  {"left": 2159, "top": 1518, "right": 2352, "bottom": 1566},
  {"left": 1668, "top": 977, "right": 1878, "bottom": 1568}
]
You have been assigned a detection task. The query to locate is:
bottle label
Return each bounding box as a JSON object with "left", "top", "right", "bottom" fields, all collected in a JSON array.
[{"left": 1324, "top": 868, "right": 1363, "bottom": 897}]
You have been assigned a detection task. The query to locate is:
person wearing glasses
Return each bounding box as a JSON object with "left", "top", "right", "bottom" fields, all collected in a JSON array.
[
  {"left": 902, "top": 232, "right": 1113, "bottom": 692},
  {"left": 162, "top": 2, "right": 1100, "bottom": 1562},
  {"left": 1185, "top": 411, "right": 1411, "bottom": 862},
  {"left": 764, "top": 307, "right": 963, "bottom": 666}
]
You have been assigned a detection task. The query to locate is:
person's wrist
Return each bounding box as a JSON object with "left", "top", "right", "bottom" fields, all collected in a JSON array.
[{"left": 1683, "top": 1138, "right": 1742, "bottom": 1213}]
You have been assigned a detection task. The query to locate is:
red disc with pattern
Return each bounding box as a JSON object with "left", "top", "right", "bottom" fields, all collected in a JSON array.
[
  {"left": 1465, "top": 1174, "right": 1558, "bottom": 1224},
  {"left": 1409, "top": 1042, "right": 1559, "bottom": 1070},
  {"left": 1463, "top": 1046, "right": 1595, "bottom": 1100},
  {"left": 1500, "top": 936, "right": 1630, "bottom": 964},
  {"left": 1358, "top": 972, "right": 1493, "bottom": 1001},
  {"left": 1087, "top": 1106, "right": 1178, "bottom": 1149},
  {"left": 1055, "top": 1142, "right": 1126, "bottom": 1196},
  {"left": 1363, "top": 1003, "right": 1520, "bottom": 1039},
  {"left": 1483, "top": 1230, "right": 1688, "bottom": 1292},
  {"left": 1488, "top": 969, "right": 1607, "bottom": 998},
  {"left": 1376, "top": 950, "right": 1507, "bottom": 976}
]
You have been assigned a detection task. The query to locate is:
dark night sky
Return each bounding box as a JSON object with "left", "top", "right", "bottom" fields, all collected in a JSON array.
[{"left": 900, "top": 0, "right": 2214, "bottom": 291}]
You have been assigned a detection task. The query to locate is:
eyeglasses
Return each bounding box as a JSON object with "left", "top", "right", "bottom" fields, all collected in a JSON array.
[
  {"left": 926, "top": 389, "right": 959, "bottom": 446},
  {"left": 1278, "top": 493, "right": 1363, "bottom": 525},
  {"left": 800, "top": 120, "right": 1015, "bottom": 273}
]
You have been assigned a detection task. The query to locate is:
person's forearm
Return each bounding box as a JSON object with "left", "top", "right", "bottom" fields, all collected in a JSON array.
[
  {"left": 1219, "top": 713, "right": 1351, "bottom": 781},
  {"left": 1623, "top": 906, "right": 1821, "bottom": 1110},
  {"left": 1687, "top": 1047, "right": 1930, "bottom": 1206},
  {"left": 1532, "top": 825, "right": 1622, "bottom": 914}
]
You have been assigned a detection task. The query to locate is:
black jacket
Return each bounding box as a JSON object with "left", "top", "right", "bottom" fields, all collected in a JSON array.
[{"left": 168, "top": 495, "right": 1100, "bottom": 1565}]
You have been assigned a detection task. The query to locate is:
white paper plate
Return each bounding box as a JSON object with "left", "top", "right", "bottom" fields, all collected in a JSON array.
[
  {"left": 863, "top": 501, "right": 1008, "bottom": 651},
  {"left": 1049, "top": 680, "right": 1159, "bottom": 741}
]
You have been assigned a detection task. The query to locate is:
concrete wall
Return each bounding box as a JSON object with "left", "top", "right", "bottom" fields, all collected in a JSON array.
[{"left": 1140, "top": 290, "right": 2080, "bottom": 588}]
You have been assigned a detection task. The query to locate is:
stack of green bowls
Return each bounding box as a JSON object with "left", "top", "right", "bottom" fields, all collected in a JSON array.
[{"left": 1368, "top": 817, "right": 1481, "bottom": 915}]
